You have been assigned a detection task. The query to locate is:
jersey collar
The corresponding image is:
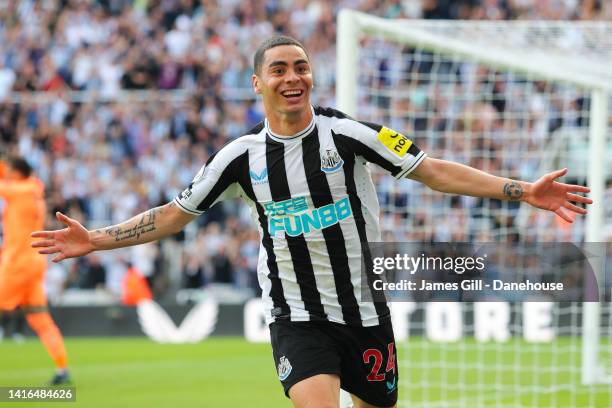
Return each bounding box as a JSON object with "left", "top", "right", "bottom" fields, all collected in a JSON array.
[{"left": 265, "top": 106, "right": 315, "bottom": 142}]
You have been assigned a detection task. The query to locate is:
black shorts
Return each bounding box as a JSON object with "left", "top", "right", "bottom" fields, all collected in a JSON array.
[{"left": 269, "top": 319, "right": 398, "bottom": 407}]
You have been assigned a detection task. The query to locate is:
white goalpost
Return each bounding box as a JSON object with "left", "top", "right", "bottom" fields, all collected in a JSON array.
[{"left": 337, "top": 9, "right": 611, "bottom": 407}]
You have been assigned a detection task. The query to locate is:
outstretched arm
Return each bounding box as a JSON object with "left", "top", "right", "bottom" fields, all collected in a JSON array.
[
  {"left": 408, "top": 158, "right": 592, "bottom": 222},
  {"left": 31, "top": 202, "right": 197, "bottom": 262}
]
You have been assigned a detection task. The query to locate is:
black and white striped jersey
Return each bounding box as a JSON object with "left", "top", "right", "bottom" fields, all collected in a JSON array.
[{"left": 174, "top": 106, "right": 426, "bottom": 327}]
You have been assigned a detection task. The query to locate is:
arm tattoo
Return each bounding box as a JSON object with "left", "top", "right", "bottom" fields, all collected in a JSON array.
[
  {"left": 503, "top": 182, "right": 523, "bottom": 201},
  {"left": 104, "top": 208, "right": 158, "bottom": 242}
]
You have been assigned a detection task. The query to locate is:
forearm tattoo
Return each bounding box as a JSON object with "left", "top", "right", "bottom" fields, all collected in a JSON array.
[
  {"left": 503, "top": 182, "right": 523, "bottom": 201},
  {"left": 102, "top": 208, "right": 159, "bottom": 242}
]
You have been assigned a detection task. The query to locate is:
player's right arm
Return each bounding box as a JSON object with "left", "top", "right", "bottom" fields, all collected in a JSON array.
[
  {"left": 32, "top": 136, "right": 246, "bottom": 263},
  {"left": 31, "top": 202, "right": 196, "bottom": 262}
]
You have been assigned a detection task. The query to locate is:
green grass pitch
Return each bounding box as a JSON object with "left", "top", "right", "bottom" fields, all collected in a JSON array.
[
  {"left": 0, "top": 338, "right": 288, "bottom": 408},
  {"left": 0, "top": 337, "right": 610, "bottom": 407}
]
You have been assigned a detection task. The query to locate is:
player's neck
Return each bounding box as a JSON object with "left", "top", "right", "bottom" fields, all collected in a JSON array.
[{"left": 265, "top": 106, "right": 313, "bottom": 137}]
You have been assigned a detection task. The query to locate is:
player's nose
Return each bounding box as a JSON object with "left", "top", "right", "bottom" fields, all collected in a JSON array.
[{"left": 284, "top": 68, "right": 300, "bottom": 83}]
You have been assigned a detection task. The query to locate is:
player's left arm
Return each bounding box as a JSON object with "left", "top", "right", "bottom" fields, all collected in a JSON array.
[{"left": 407, "top": 157, "right": 592, "bottom": 222}]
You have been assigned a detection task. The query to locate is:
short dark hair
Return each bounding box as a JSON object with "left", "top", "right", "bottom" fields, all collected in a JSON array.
[
  {"left": 8, "top": 156, "right": 32, "bottom": 178},
  {"left": 253, "top": 35, "right": 308, "bottom": 75}
]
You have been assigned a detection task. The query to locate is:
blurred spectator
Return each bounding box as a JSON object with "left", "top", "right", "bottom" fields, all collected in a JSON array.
[
  {"left": 183, "top": 253, "right": 205, "bottom": 289},
  {"left": 131, "top": 242, "right": 160, "bottom": 288},
  {"left": 211, "top": 244, "right": 233, "bottom": 284},
  {"left": 165, "top": 15, "right": 192, "bottom": 58},
  {"left": 0, "top": 60, "right": 16, "bottom": 101},
  {"left": 79, "top": 253, "right": 107, "bottom": 289},
  {"left": 121, "top": 263, "right": 153, "bottom": 306}
]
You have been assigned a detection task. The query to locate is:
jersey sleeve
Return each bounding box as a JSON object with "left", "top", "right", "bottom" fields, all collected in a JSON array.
[
  {"left": 173, "top": 142, "right": 244, "bottom": 215},
  {"left": 334, "top": 119, "right": 427, "bottom": 179}
]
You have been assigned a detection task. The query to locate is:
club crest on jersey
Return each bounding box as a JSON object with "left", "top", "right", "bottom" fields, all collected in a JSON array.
[
  {"left": 277, "top": 356, "right": 292, "bottom": 381},
  {"left": 249, "top": 168, "right": 268, "bottom": 185},
  {"left": 320, "top": 148, "right": 344, "bottom": 173}
]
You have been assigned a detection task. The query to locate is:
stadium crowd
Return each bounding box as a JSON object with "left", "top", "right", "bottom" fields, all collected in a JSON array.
[{"left": 0, "top": 0, "right": 609, "bottom": 303}]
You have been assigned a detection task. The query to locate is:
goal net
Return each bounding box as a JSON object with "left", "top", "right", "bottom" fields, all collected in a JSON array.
[{"left": 337, "top": 10, "right": 612, "bottom": 407}]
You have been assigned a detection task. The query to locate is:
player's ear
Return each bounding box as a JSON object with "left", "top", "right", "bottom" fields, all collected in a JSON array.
[{"left": 252, "top": 74, "right": 262, "bottom": 94}]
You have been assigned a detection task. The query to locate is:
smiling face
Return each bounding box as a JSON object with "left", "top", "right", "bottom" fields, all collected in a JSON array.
[{"left": 252, "top": 44, "right": 313, "bottom": 125}]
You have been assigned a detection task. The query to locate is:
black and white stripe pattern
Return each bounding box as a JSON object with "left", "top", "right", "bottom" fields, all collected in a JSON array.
[{"left": 175, "top": 106, "right": 426, "bottom": 327}]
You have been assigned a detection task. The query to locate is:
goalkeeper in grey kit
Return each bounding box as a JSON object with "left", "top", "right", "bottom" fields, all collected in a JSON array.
[{"left": 32, "top": 35, "right": 592, "bottom": 408}]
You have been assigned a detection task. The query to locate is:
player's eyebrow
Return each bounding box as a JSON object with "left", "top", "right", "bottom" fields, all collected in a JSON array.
[
  {"left": 267, "top": 61, "right": 288, "bottom": 69},
  {"left": 267, "top": 59, "right": 309, "bottom": 69}
]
